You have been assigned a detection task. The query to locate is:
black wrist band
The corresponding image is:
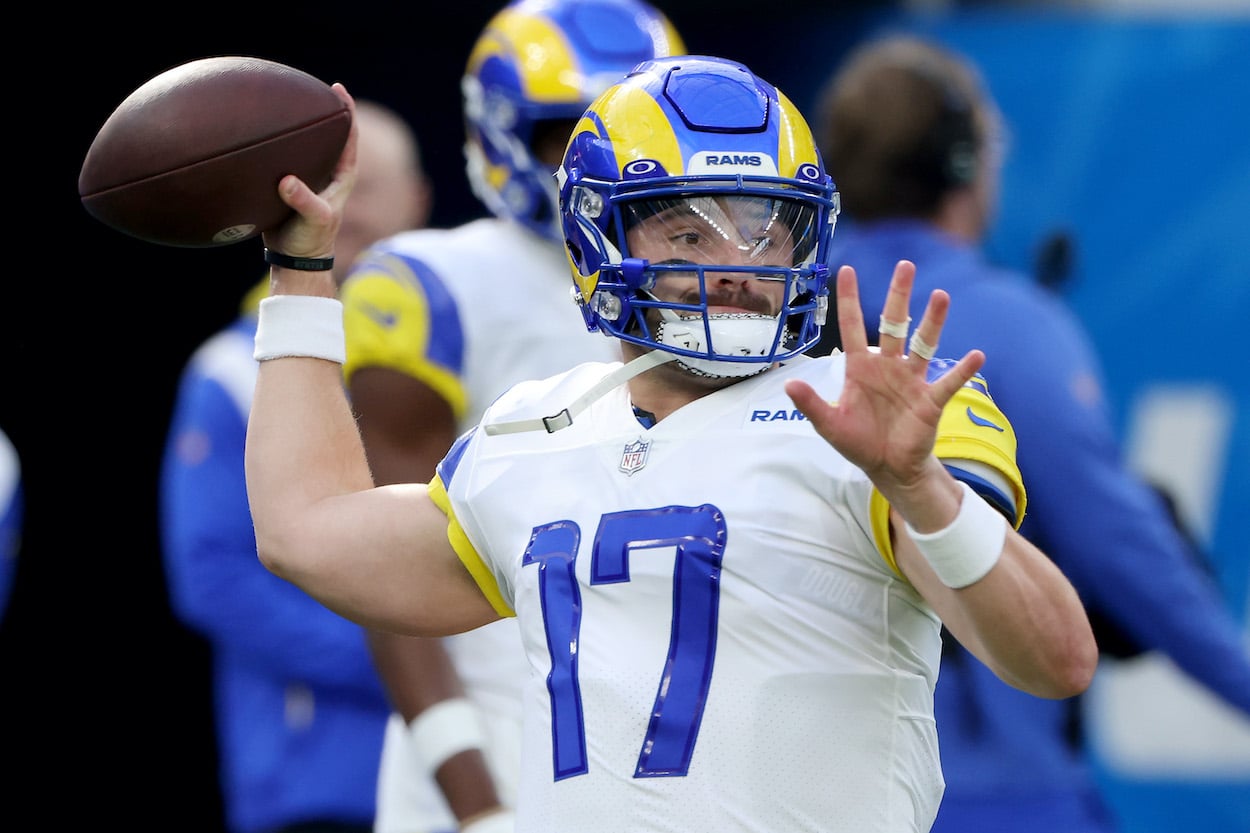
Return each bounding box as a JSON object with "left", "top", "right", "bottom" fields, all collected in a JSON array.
[{"left": 264, "top": 248, "right": 335, "bottom": 272}]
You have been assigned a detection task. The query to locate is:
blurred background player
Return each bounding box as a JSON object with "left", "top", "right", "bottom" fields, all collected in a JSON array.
[
  {"left": 159, "top": 99, "right": 432, "bottom": 833},
  {"left": 337, "top": 2, "right": 685, "bottom": 831},
  {"left": 0, "top": 427, "right": 21, "bottom": 622},
  {"left": 806, "top": 33, "right": 1250, "bottom": 833}
]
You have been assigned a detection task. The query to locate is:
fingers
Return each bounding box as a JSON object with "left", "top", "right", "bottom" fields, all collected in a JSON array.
[
  {"left": 834, "top": 265, "right": 867, "bottom": 352},
  {"left": 274, "top": 174, "right": 332, "bottom": 223},
  {"left": 929, "top": 349, "right": 986, "bottom": 405},
  {"left": 874, "top": 260, "right": 952, "bottom": 373},
  {"left": 276, "top": 173, "right": 313, "bottom": 209},
  {"left": 838, "top": 257, "right": 968, "bottom": 381},
  {"left": 877, "top": 260, "right": 916, "bottom": 357},
  {"left": 264, "top": 84, "right": 357, "bottom": 258},
  {"left": 821, "top": 258, "right": 984, "bottom": 426},
  {"left": 331, "top": 81, "right": 354, "bottom": 111},
  {"left": 908, "top": 287, "right": 949, "bottom": 364},
  {"left": 330, "top": 83, "right": 358, "bottom": 190},
  {"left": 275, "top": 84, "right": 357, "bottom": 211},
  {"left": 783, "top": 377, "right": 823, "bottom": 417}
]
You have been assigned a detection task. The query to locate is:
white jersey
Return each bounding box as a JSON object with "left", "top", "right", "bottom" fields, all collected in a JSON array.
[
  {"left": 341, "top": 217, "right": 620, "bottom": 833},
  {"left": 434, "top": 354, "right": 1025, "bottom": 833}
]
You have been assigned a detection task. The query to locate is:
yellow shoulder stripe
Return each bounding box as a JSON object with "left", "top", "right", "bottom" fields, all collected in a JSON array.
[{"left": 427, "top": 476, "right": 515, "bottom": 618}]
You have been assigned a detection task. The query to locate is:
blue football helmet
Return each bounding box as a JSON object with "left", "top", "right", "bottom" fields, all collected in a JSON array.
[
  {"left": 462, "top": 0, "right": 686, "bottom": 243},
  {"left": 558, "top": 56, "right": 841, "bottom": 378}
]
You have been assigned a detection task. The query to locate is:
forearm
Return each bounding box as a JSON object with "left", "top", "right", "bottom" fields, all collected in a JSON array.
[
  {"left": 897, "top": 500, "right": 1098, "bottom": 699},
  {"left": 371, "top": 631, "right": 508, "bottom": 823},
  {"left": 247, "top": 353, "right": 374, "bottom": 566},
  {"left": 943, "top": 533, "right": 1098, "bottom": 698},
  {"left": 244, "top": 268, "right": 375, "bottom": 592},
  {"left": 369, "top": 630, "right": 469, "bottom": 720}
]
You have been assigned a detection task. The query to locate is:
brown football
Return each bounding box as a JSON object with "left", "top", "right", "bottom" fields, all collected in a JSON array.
[{"left": 79, "top": 55, "right": 351, "bottom": 248}]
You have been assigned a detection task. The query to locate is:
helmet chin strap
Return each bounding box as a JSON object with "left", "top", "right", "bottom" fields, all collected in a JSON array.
[
  {"left": 483, "top": 349, "right": 677, "bottom": 435},
  {"left": 483, "top": 309, "right": 781, "bottom": 435}
]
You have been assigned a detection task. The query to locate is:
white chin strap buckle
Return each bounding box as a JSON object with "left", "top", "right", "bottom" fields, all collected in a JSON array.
[{"left": 657, "top": 313, "right": 779, "bottom": 378}]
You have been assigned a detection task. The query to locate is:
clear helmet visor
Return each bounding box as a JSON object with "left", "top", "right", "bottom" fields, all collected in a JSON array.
[
  {"left": 620, "top": 194, "right": 820, "bottom": 271},
  {"left": 602, "top": 194, "right": 827, "bottom": 377}
]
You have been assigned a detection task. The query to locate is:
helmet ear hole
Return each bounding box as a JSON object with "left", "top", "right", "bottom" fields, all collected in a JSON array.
[{"left": 565, "top": 239, "right": 584, "bottom": 270}]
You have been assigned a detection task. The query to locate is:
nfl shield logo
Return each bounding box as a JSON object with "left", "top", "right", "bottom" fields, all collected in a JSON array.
[{"left": 619, "top": 437, "right": 650, "bottom": 475}]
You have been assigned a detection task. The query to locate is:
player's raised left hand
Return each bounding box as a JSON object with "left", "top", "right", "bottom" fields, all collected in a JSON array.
[{"left": 785, "top": 260, "right": 983, "bottom": 500}]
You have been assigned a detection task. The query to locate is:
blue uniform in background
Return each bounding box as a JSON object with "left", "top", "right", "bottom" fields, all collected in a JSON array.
[
  {"left": 160, "top": 283, "right": 390, "bottom": 833},
  {"left": 0, "top": 428, "right": 21, "bottom": 620},
  {"left": 816, "top": 220, "right": 1250, "bottom": 833}
]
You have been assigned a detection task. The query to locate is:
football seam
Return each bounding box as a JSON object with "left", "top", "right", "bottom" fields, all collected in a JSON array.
[{"left": 80, "top": 110, "right": 350, "bottom": 197}]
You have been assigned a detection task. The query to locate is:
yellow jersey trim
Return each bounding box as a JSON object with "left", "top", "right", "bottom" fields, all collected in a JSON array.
[
  {"left": 869, "top": 380, "right": 1026, "bottom": 579},
  {"left": 428, "top": 475, "right": 516, "bottom": 618}
]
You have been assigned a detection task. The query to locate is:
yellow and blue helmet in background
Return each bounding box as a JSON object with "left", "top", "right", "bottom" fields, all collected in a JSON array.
[
  {"left": 558, "top": 56, "right": 841, "bottom": 375},
  {"left": 462, "top": 0, "right": 685, "bottom": 242}
]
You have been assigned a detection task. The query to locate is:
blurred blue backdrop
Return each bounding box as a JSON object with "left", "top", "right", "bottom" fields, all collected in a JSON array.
[
  {"left": 786, "top": 7, "right": 1250, "bottom": 833},
  {"left": 12, "top": 2, "right": 1246, "bottom": 829}
]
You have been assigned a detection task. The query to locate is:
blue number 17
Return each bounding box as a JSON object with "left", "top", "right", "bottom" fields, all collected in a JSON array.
[{"left": 522, "top": 504, "right": 727, "bottom": 781}]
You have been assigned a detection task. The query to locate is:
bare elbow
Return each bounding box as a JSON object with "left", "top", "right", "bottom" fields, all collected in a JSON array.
[
  {"left": 994, "top": 621, "right": 1099, "bottom": 700},
  {"left": 254, "top": 539, "right": 283, "bottom": 578},
  {"left": 1059, "top": 631, "right": 1100, "bottom": 698},
  {"left": 1033, "top": 630, "right": 1100, "bottom": 700},
  {"left": 253, "top": 520, "right": 301, "bottom": 581}
]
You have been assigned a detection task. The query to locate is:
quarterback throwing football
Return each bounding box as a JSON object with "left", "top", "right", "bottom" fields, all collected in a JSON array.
[{"left": 245, "top": 56, "right": 1096, "bottom": 833}]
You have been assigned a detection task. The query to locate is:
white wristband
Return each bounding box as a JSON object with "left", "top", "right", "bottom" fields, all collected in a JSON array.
[
  {"left": 408, "top": 697, "right": 487, "bottom": 777},
  {"left": 253, "top": 295, "right": 346, "bottom": 363},
  {"left": 904, "top": 481, "right": 1007, "bottom": 588},
  {"left": 461, "top": 808, "right": 515, "bottom": 833}
]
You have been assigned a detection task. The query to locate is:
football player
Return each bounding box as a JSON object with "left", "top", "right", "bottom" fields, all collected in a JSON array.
[{"left": 247, "top": 55, "right": 1097, "bottom": 833}]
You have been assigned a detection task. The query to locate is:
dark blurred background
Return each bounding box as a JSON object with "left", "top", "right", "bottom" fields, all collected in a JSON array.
[
  {"left": 4, "top": 1, "right": 1248, "bottom": 829},
  {"left": 4, "top": 1, "right": 876, "bottom": 824}
]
